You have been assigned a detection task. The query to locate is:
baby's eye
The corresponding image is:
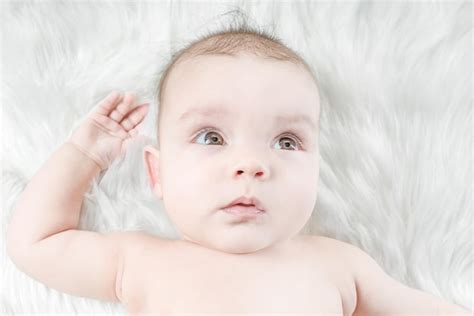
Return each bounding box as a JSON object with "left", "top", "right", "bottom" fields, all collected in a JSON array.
[
  {"left": 273, "top": 134, "right": 302, "bottom": 151},
  {"left": 194, "top": 128, "right": 225, "bottom": 145},
  {"left": 192, "top": 128, "right": 303, "bottom": 151}
]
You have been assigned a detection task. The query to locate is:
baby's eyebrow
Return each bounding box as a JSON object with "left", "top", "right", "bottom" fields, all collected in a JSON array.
[{"left": 179, "top": 106, "right": 316, "bottom": 130}]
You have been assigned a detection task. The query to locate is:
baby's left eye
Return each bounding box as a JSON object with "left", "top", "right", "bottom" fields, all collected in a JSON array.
[{"left": 273, "top": 134, "right": 303, "bottom": 151}]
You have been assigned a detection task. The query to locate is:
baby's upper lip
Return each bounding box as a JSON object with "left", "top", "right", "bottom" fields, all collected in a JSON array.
[{"left": 223, "top": 196, "right": 265, "bottom": 212}]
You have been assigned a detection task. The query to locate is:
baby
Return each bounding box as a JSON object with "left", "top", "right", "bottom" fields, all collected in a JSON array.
[{"left": 6, "top": 26, "right": 470, "bottom": 316}]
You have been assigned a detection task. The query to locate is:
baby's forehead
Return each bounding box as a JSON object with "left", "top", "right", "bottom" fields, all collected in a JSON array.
[
  {"left": 162, "top": 55, "right": 320, "bottom": 126},
  {"left": 171, "top": 60, "right": 317, "bottom": 101},
  {"left": 172, "top": 54, "right": 316, "bottom": 87},
  {"left": 175, "top": 102, "right": 318, "bottom": 134}
]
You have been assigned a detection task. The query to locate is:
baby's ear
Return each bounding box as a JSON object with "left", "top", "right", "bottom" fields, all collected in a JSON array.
[{"left": 143, "top": 145, "right": 163, "bottom": 199}]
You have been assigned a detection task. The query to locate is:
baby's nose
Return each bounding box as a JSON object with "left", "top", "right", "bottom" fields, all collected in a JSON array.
[{"left": 233, "top": 160, "right": 269, "bottom": 180}]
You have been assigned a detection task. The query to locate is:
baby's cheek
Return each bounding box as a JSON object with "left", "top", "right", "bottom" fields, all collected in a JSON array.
[{"left": 288, "top": 167, "right": 318, "bottom": 210}]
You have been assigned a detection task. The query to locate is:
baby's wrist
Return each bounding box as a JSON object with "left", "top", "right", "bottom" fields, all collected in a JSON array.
[{"left": 65, "top": 141, "right": 105, "bottom": 171}]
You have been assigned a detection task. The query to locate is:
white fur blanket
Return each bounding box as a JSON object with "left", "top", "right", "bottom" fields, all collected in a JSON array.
[{"left": 1, "top": 0, "right": 471, "bottom": 313}]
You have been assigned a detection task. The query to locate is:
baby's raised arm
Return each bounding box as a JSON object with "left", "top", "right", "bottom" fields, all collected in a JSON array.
[{"left": 6, "top": 91, "right": 149, "bottom": 302}]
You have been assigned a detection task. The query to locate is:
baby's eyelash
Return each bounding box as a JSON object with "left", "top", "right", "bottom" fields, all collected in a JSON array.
[
  {"left": 190, "top": 127, "right": 223, "bottom": 145},
  {"left": 279, "top": 130, "right": 305, "bottom": 148},
  {"left": 193, "top": 127, "right": 218, "bottom": 137},
  {"left": 191, "top": 126, "right": 306, "bottom": 149}
]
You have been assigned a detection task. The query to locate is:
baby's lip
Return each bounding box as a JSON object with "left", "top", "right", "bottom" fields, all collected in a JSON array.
[{"left": 223, "top": 196, "right": 265, "bottom": 212}]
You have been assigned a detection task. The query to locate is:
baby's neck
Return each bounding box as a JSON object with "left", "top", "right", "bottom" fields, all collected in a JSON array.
[{"left": 180, "top": 235, "right": 299, "bottom": 259}]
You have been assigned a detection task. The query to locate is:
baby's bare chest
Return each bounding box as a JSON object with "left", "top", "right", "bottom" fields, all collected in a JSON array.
[
  {"left": 123, "top": 238, "right": 349, "bottom": 315},
  {"left": 139, "top": 263, "right": 341, "bottom": 314}
]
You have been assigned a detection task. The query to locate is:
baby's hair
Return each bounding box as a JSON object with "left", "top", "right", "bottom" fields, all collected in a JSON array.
[{"left": 153, "top": 8, "right": 320, "bottom": 149}]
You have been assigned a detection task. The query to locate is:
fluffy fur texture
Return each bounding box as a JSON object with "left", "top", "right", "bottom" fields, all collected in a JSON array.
[{"left": 1, "top": 0, "right": 471, "bottom": 313}]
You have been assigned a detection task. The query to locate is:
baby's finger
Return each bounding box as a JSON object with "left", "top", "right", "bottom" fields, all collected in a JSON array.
[
  {"left": 94, "top": 91, "right": 123, "bottom": 116},
  {"left": 89, "top": 115, "right": 130, "bottom": 140},
  {"left": 110, "top": 92, "right": 136, "bottom": 122},
  {"left": 128, "top": 121, "right": 145, "bottom": 137},
  {"left": 120, "top": 104, "right": 149, "bottom": 131}
]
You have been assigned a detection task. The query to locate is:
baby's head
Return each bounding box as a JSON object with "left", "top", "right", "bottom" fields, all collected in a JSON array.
[{"left": 144, "top": 23, "right": 321, "bottom": 255}]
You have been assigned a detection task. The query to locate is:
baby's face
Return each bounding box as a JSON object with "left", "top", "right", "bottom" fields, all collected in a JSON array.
[{"left": 144, "top": 53, "right": 320, "bottom": 254}]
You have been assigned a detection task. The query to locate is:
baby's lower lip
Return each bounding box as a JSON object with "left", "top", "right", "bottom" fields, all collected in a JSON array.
[{"left": 221, "top": 204, "right": 265, "bottom": 220}]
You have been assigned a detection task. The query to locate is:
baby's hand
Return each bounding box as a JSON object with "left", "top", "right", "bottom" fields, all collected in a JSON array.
[{"left": 69, "top": 91, "right": 150, "bottom": 171}]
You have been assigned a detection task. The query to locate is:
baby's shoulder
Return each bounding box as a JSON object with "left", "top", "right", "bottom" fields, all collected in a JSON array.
[
  {"left": 307, "top": 234, "right": 360, "bottom": 258},
  {"left": 308, "top": 235, "right": 361, "bottom": 279},
  {"left": 305, "top": 235, "right": 358, "bottom": 315},
  {"left": 119, "top": 232, "right": 175, "bottom": 308}
]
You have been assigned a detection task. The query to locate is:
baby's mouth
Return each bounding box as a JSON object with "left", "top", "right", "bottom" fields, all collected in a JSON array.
[
  {"left": 220, "top": 195, "right": 266, "bottom": 220},
  {"left": 221, "top": 204, "right": 265, "bottom": 220},
  {"left": 222, "top": 196, "right": 265, "bottom": 212}
]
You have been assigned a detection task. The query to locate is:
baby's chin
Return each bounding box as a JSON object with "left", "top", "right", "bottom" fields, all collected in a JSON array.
[{"left": 181, "top": 233, "right": 289, "bottom": 255}]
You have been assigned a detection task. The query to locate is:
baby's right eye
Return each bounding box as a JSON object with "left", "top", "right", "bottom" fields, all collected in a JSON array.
[{"left": 193, "top": 128, "right": 225, "bottom": 145}]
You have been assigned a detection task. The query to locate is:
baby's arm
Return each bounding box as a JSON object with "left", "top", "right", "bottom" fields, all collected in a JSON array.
[
  {"left": 6, "top": 91, "right": 149, "bottom": 302},
  {"left": 346, "top": 243, "right": 472, "bottom": 316},
  {"left": 6, "top": 143, "right": 126, "bottom": 301}
]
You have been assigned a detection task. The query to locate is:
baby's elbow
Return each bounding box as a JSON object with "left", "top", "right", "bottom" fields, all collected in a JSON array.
[{"left": 6, "top": 235, "right": 30, "bottom": 265}]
